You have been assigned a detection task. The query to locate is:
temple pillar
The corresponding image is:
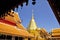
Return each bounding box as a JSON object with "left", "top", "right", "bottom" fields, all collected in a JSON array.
[
  {"left": 23, "top": 38, "right": 28, "bottom": 40},
  {"left": 12, "top": 36, "right": 15, "bottom": 40}
]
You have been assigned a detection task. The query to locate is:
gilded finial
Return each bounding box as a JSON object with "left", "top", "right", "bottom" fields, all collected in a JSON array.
[{"left": 32, "top": 9, "right": 34, "bottom": 19}]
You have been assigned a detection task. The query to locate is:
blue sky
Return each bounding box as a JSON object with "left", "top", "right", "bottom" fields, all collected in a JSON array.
[{"left": 15, "top": 0, "right": 60, "bottom": 32}]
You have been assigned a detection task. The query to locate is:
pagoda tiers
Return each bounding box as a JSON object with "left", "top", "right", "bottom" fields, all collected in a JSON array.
[
  {"left": 27, "top": 11, "right": 50, "bottom": 40},
  {"left": 49, "top": 28, "right": 60, "bottom": 40},
  {"left": 0, "top": 10, "right": 34, "bottom": 40}
]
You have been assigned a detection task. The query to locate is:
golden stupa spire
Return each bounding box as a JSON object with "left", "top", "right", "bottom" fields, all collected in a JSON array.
[
  {"left": 27, "top": 10, "right": 37, "bottom": 30},
  {"left": 32, "top": 9, "right": 34, "bottom": 19}
]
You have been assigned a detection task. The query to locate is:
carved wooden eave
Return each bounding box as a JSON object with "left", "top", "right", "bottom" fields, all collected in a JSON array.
[
  {"left": 0, "top": 0, "right": 36, "bottom": 18},
  {"left": 48, "top": 0, "right": 60, "bottom": 24},
  {"left": 0, "top": 0, "right": 28, "bottom": 17}
]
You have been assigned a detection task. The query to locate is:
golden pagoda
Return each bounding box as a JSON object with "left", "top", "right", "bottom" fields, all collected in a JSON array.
[
  {"left": 27, "top": 10, "right": 50, "bottom": 40},
  {"left": 0, "top": 10, "right": 34, "bottom": 40},
  {"left": 28, "top": 13, "right": 37, "bottom": 30}
]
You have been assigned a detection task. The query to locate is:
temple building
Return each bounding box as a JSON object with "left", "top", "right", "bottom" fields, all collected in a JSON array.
[
  {"left": 0, "top": 10, "right": 34, "bottom": 40},
  {"left": 27, "top": 11, "right": 50, "bottom": 40},
  {"left": 48, "top": 28, "right": 60, "bottom": 40}
]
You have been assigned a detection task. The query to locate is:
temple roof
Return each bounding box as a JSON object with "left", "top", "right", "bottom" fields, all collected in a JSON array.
[
  {"left": 48, "top": 0, "right": 60, "bottom": 24},
  {"left": 51, "top": 28, "right": 60, "bottom": 37},
  {"left": 0, "top": 0, "right": 36, "bottom": 18},
  {"left": 0, "top": 22, "right": 34, "bottom": 38},
  {"left": 0, "top": 0, "right": 28, "bottom": 17},
  {"left": 0, "top": 11, "right": 34, "bottom": 38}
]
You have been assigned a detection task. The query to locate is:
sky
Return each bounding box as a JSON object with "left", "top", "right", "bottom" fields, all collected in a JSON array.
[{"left": 15, "top": 0, "right": 60, "bottom": 32}]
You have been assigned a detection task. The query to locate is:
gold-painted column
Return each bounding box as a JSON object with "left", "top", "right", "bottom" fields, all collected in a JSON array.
[
  {"left": 12, "top": 36, "right": 15, "bottom": 40},
  {"left": 23, "top": 38, "right": 28, "bottom": 40}
]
